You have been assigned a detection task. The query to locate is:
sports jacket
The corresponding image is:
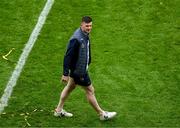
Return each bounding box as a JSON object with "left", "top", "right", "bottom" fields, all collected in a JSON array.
[{"left": 63, "top": 28, "right": 91, "bottom": 76}]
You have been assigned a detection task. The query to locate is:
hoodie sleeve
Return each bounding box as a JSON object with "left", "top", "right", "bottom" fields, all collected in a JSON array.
[{"left": 63, "top": 39, "right": 79, "bottom": 76}]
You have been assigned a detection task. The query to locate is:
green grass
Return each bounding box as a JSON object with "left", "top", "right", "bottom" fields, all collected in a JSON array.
[
  {"left": 0, "top": 0, "right": 46, "bottom": 96},
  {"left": 0, "top": 0, "right": 180, "bottom": 127}
]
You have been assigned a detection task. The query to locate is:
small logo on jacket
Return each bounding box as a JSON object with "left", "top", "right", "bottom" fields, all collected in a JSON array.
[{"left": 81, "top": 43, "right": 85, "bottom": 48}]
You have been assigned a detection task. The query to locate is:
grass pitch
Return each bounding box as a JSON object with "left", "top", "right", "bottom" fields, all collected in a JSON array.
[{"left": 0, "top": 0, "right": 180, "bottom": 127}]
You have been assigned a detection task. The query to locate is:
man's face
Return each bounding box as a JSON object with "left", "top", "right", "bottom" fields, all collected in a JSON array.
[{"left": 81, "top": 22, "right": 92, "bottom": 34}]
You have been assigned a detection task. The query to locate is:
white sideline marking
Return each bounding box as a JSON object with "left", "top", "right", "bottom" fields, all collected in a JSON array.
[{"left": 0, "top": 0, "right": 54, "bottom": 113}]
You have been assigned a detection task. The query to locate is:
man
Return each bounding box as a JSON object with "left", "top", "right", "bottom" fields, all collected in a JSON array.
[{"left": 54, "top": 16, "right": 117, "bottom": 120}]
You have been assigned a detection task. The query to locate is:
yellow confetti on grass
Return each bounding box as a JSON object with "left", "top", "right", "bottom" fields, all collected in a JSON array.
[
  {"left": 33, "top": 109, "right": 37, "bottom": 112},
  {"left": 20, "top": 113, "right": 25, "bottom": 116},
  {"left": 24, "top": 116, "right": 31, "bottom": 127},
  {"left": 2, "top": 48, "right": 15, "bottom": 61}
]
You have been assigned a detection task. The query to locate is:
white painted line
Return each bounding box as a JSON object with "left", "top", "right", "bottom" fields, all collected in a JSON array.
[{"left": 0, "top": 0, "right": 54, "bottom": 113}]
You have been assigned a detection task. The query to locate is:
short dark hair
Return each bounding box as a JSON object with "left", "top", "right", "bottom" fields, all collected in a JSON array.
[{"left": 82, "top": 16, "right": 92, "bottom": 23}]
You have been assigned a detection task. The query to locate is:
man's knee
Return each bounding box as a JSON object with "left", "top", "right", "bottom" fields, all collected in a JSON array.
[
  {"left": 86, "top": 84, "right": 95, "bottom": 95},
  {"left": 67, "top": 77, "right": 76, "bottom": 89}
]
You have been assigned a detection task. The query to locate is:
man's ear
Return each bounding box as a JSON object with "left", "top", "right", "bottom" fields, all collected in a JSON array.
[{"left": 81, "top": 22, "right": 85, "bottom": 26}]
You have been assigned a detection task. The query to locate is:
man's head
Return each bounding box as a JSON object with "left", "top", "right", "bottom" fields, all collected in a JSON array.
[{"left": 81, "top": 16, "right": 92, "bottom": 34}]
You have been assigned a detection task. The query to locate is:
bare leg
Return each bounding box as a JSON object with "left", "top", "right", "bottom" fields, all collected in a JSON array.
[
  {"left": 56, "top": 77, "right": 76, "bottom": 112},
  {"left": 82, "top": 84, "right": 104, "bottom": 115}
]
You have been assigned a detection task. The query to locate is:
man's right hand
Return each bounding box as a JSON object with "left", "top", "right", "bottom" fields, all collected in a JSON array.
[{"left": 61, "top": 75, "right": 69, "bottom": 83}]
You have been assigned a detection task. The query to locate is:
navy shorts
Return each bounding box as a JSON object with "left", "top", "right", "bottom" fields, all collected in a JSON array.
[{"left": 70, "top": 72, "right": 91, "bottom": 86}]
